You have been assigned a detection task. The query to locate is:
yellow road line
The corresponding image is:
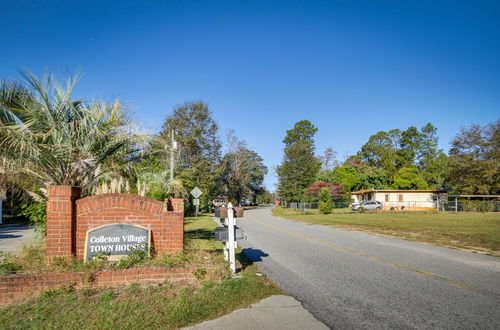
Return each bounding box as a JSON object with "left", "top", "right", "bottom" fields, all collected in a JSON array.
[{"left": 245, "top": 213, "right": 486, "bottom": 292}]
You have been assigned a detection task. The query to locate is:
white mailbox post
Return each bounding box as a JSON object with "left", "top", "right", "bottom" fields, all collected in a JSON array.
[{"left": 227, "top": 202, "right": 236, "bottom": 273}]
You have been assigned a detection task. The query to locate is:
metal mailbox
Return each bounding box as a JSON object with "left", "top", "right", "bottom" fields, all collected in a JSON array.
[
  {"left": 215, "top": 207, "right": 244, "bottom": 219},
  {"left": 215, "top": 207, "right": 228, "bottom": 219},
  {"left": 214, "top": 226, "right": 246, "bottom": 242},
  {"left": 234, "top": 206, "right": 244, "bottom": 218}
]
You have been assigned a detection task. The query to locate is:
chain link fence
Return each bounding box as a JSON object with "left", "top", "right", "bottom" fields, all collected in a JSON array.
[
  {"left": 439, "top": 198, "right": 500, "bottom": 212},
  {"left": 286, "top": 198, "right": 499, "bottom": 212},
  {"left": 287, "top": 202, "right": 350, "bottom": 210}
]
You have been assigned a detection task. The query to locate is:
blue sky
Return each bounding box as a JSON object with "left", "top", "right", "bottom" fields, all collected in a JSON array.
[{"left": 1, "top": 0, "right": 499, "bottom": 190}]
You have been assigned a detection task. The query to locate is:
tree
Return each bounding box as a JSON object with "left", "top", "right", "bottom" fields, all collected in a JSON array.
[
  {"left": 277, "top": 120, "right": 321, "bottom": 202},
  {"left": 306, "top": 182, "right": 344, "bottom": 201},
  {"left": 256, "top": 190, "right": 274, "bottom": 205},
  {"left": 329, "top": 165, "right": 361, "bottom": 192},
  {"left": 324, "top": 161, "right": 390, "bottom": 193},
  {"left": 417, "top": 123, "right": 439, "bottom": 167},
  {"left": 392, "top": 167, "right": 428, "bottom": 190},
  {"left": 0, "top": 71, "right": 138, "bottom": 197},
  {"left": 219, "top": 134, "right": 267, "bottom": 205},
  {"left": 319, "top": 147, "right": 339, "bottom": 171},
  {"left": 448, "top": 120, "right": 499, "bottom": 194},
  {"left": 283, "top": 120, "right": 318, "bottom": 147},
  {"left": 356, "top": 123, "right": 446, "bottom": 188},
  {"left": 357, "top": 129, "right": 400, "bottom": 177},
  {"left": 396, "top": 126, "right": 421, "bottom": 168},
  {"left": 159, "top": 101, "right": 222, "bottom": 212}
]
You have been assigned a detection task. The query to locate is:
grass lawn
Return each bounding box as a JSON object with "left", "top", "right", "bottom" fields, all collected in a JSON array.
[
  {"left": 272, "top": 208, "right": 500, "bottom": 256},
  {"left": 0, "top": 215, "right": 282, "bottom": 329}
]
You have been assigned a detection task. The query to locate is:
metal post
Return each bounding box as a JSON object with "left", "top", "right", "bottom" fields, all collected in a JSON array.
[
  {"left": 455, "top": 196, "right": 458, "bottom": 212},
  {"left": 227, "top": 202, "right": 236, "bottom": 273},
  {"left": 0, "top": 199, "right": 3, "bottom": 225}
]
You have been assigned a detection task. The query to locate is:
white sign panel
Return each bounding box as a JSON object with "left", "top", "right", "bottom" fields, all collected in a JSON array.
[{"left": 190, "top": 187, "right": 203, "bottom": 198}]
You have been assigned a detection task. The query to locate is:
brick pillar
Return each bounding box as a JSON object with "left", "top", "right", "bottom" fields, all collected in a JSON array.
[
  {"left": 46, "top": 186, "right": 81, "bottom": 261},
  {"left": 171, "top": 198, "right": 184, "bottom": 213},
  {"left": 165, "top": 198, "right": 184, "bottom": 213}
]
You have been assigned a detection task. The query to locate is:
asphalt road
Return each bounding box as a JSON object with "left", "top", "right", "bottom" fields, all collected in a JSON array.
[
  {"left": 0, "top": 224, "right": 36, "bottom": 255},
  {"left": 238, "top": 207, "right": 500, "bottom": 330}
]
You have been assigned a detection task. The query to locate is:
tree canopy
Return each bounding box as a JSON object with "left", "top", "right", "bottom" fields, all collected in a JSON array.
[
  {"left": 448, "top": 121, "right": 499, "bottom": 194},
  {"left": 0, "top": 71, "right": 139, "bottom": 198}
]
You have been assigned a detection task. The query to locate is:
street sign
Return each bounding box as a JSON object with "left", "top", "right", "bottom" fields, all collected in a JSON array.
[
  {"left": 190, "top": 187, "right": 203, "bottom": 198},
  {"left": 191, "top": 187, "right": 203, "bottom": 217}
]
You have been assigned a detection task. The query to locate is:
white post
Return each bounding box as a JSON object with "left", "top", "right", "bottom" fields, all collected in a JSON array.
[
  {"left": 223, "top": 244, "right": 229, "bottom": 261},
  {"left": 455, "top": 196, "right": 458, "bottom": 212},
  {"left": 227, "top": 202, "right": 236, "bottom": 273}
]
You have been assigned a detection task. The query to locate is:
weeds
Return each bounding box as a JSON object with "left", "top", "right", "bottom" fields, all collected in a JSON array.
[{"left": 0, "top": 252, "right": 22, "bottom": 275}]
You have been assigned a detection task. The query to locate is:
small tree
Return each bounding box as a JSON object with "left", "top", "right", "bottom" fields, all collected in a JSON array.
[
  {"left": 318, "top": 187, "right": 333, "bottom": 214},
  {"left": 306, "top": 182, "right": 344, "bottom": 201}
]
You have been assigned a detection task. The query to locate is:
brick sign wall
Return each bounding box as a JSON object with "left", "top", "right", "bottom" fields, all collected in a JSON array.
[
  {"left": 46, "top": 186, "right": 184, "bottom": 262},
  {"left": 0, "top": 267, "right": 196, "bottom": 305}
]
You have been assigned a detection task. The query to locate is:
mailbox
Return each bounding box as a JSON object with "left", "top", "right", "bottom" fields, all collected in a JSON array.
[
  {"left": 214, "top": 226, "right": 246, "bottom": 241},
  {"left": 215, "top": 207, "right": 228, "bottom": 219},
  {"left": 234, "top": 206, "right": 244, "bottom": 218},
  {"left": 215, "top": 227, "right": 228, "bottom": 241},
  {"left": 215, "top": 207, "right": 244, "bottom": 219}
]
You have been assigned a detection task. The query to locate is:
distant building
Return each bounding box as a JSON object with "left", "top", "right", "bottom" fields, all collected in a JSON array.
[{"left": 351, "top": 189, "right": 448, "bottom": 210}]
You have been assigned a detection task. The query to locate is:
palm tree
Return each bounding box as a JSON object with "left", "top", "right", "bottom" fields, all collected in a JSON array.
[{"left": 0, "top": 71, "right": 141, "bottom": 200}]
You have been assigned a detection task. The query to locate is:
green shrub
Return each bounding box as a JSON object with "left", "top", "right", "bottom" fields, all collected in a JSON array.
[
  {"left": 318, "top": 187, "right": 333, "bottom": 214},
  {"left": 319, "top": 201, "right": 333, "bottom": 214},
  {"left": 116, "top": 250, "right": 147, "bottom": 269},
  {"left": 21, "top": 202, "right": 47, "bottom": 235}
]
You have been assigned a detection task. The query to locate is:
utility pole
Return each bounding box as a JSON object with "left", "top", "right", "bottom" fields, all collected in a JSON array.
[{"left": 169, "top": 130, "right": 177, "bottom": 182}]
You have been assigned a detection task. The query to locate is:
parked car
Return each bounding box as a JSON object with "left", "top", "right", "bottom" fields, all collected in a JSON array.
[{"left": 352, "top": 201, "right": 383, "bottom": 211}]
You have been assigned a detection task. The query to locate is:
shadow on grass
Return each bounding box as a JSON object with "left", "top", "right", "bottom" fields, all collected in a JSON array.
[{"left": 184, "top": 228, "right": 214, "bottom": 241}]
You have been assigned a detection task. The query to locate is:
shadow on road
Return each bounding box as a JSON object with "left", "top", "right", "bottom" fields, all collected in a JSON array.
[
  {"left": 242, "top": 247, "right": 269, "bottom": 262},
  {"left": 0, "top": 234, "right": 22, "bottom": 239}
]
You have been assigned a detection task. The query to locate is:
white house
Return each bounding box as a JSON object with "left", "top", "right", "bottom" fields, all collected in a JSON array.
[{"left": 351, "top": 189, "right": 448, "bottom": 210}]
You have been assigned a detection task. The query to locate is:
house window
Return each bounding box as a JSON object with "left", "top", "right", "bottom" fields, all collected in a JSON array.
[
  {"left": 385, "top": 194, "right": 389, "bottom": 202},
  {"left": 398, "top": 194, "right": 403, "bottom": 202}
]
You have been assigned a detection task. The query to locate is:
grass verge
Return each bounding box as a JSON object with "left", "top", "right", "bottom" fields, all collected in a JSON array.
[
  {"left": 0, "top": 215, "right": 282, "bottom": 329},
  {"left": 0, "top": 265, "right": 280, "bottom": 329},
  {"left": 272, "top": 208, "right": 500, "bottom": 256}
]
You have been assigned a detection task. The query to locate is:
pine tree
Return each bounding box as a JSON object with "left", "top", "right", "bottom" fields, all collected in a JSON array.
[{"left": 277, "top": 120, "right": 321, "bottom": 203}]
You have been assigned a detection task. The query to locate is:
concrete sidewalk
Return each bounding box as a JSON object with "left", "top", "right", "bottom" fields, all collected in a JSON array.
[{"left": 183, "top": 295, "right": 329, "bottom": 330}]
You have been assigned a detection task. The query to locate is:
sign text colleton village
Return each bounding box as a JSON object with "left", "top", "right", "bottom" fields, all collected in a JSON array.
[{"left": 85, "top": 224, "right": 151, "bottom": 261}]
